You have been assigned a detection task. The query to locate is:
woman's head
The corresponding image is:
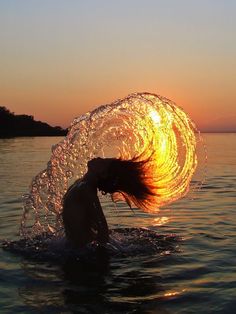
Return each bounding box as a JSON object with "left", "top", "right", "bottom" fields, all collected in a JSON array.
[
  {"left": 87, "top": 157, "right": 114, "bottom": 184},
  {"left": 87, "top": 155, "right": 159, "bottom": 212}
]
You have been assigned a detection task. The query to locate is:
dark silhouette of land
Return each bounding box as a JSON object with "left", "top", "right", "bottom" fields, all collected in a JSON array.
[
  {"left": 1, "top": 106, "right": 235, "bottom": 137},
  {"left": 0, "top": 106, "right": 67, "bottom": 138}
]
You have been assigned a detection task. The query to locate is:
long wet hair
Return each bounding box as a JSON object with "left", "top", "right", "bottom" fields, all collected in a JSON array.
[{"left": 97, "top": 154, "right": 159, "bottom": 212}]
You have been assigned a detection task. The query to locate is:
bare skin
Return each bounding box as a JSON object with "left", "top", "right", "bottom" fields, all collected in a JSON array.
[{"left": 62, "top": 158, "right": 112, "bottom": 248}]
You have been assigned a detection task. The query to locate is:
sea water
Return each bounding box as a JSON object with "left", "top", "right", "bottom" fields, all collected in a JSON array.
[{"left": 0, "top": 134, "right": 236, "bottom": 313}]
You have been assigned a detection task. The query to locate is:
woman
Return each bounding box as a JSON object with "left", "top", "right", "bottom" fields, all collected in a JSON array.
[{"left": 62, "top": 156, "right": 157, "bottom": 248}]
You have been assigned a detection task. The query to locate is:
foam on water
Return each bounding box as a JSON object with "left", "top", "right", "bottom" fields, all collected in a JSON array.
[{"left": 2, "top": 228, "right": 181, "bottom": 262}]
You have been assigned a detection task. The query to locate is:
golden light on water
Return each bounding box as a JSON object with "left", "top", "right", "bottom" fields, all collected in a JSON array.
[
  {"left": 164, "top": 289, "right": 186, "bottom": 298},
  {"left": 153, "top": 217, "right": 170, "bottom": 226}
]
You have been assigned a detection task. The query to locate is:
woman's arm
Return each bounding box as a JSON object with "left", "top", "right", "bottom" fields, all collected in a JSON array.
[{"left": 89, "top": 194, "right": 109, "bottom": 245}]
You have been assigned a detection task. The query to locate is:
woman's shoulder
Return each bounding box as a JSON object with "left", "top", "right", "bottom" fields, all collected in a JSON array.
[
  {"left": 73, "top": 179, "right": 97, "bottom": 195},
  {"left": 64, "top": 179, "right": 96, "bottom": 204},
  {"left": 75, "top": 179, "right": 87, "bottom": 189}
]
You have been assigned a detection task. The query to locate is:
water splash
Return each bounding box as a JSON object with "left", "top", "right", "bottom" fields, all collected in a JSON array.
[
  {"left": 21, "top": 93, "right": 203, "bottom": 238},
  {"left": 3, "top": 228, "right": 180, "bottom": 262}
]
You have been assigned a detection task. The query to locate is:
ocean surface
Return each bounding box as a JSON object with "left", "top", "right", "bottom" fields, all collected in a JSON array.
[{"left": 0, "top": 134, "right": 235, "bottom": 313}]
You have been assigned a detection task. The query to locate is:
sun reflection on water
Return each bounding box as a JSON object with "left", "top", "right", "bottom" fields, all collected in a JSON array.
[
  {"left": 164, "top": 289, "right": 186, "bottom": 298},
  {"left": 153, "top": 217, "right": 170, "bottom": 226}
]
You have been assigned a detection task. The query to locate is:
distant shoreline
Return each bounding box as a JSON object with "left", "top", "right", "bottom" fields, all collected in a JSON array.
[
  {"left": 0, "top": 134, "right": 67, "bottom": 139},
  {"left": 0, "top": 106, "right": 68, "bottom": 138},
  {"left": 1, "top": 106, "right": 235, "bottom": 137},
  {"left": 1, "top": 132, "right": 235, "bottom": 139}
]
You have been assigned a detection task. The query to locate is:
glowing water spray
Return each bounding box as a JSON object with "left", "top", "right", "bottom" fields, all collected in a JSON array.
[{"left": 21, "top": 93, "right": 201, "bottom": 238}]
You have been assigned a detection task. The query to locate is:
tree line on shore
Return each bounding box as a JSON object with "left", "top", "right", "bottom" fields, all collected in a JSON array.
[{"left": 0, "top": 106, "right": 67, "bottom": 138}]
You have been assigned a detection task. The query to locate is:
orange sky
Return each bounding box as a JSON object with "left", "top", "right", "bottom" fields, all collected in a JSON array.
[{"left": 1, "top": 1, "right": 236, "bottom": 131}]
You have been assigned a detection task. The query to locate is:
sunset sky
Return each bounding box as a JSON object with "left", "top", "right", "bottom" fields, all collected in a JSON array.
[{"left": 1, "top": 1, "right": 235, "bottom": 131}]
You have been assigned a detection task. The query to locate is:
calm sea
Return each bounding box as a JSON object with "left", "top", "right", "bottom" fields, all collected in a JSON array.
[{"left": 0, "top": 134, "right": 235, "bottom": 313}]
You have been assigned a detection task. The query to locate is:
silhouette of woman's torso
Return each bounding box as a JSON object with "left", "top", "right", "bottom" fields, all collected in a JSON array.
[{"left": 63, "top": 178, "right": 109, "bottom": 248}]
